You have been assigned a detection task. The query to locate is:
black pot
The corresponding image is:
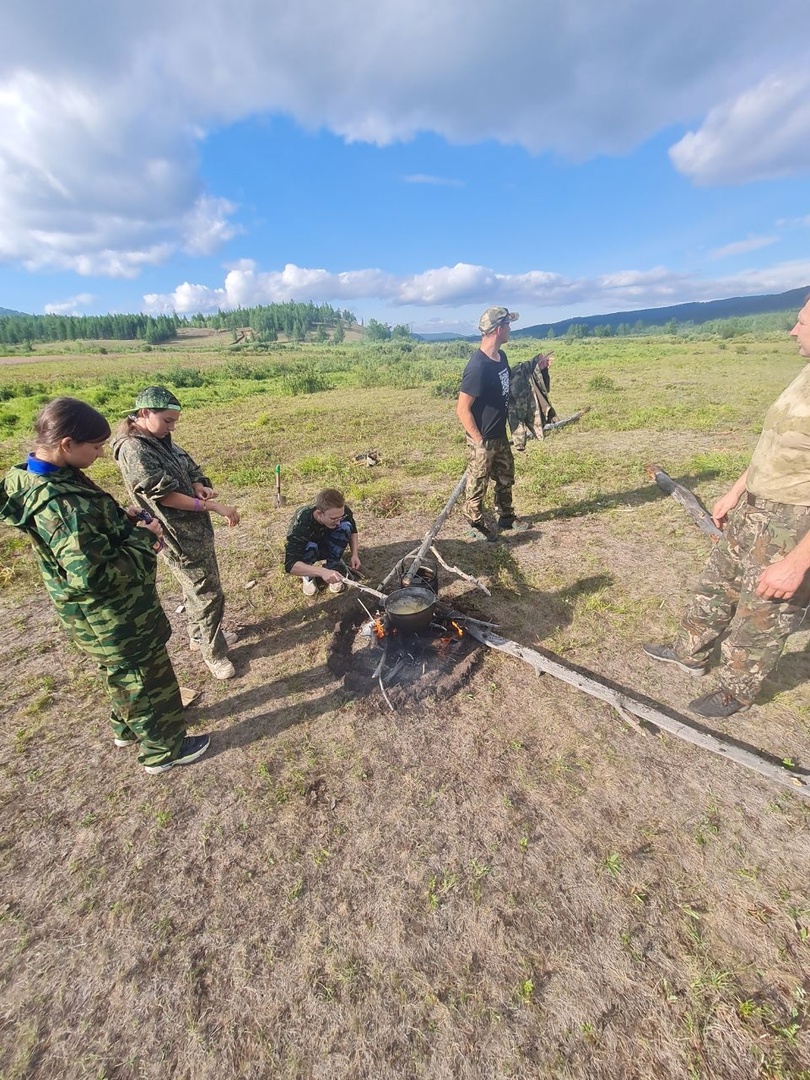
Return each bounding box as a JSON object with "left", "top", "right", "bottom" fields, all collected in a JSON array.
[
  {"left": 384, "top": 586, "right": 438, "bottom": 634},
  {"left": 396, "top": 555, "right": 439, "bottom": 594}
]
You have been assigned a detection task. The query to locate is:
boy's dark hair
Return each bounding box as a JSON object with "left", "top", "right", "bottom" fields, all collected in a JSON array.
[
  {"left": 34, "top": 397, "right": 111, "bottom": 448},
  {"left": 315, "top": 488, "right": 345, "bottom": 512}
]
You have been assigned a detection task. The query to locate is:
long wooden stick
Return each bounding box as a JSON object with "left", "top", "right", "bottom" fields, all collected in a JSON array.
[
  {"left": 379, "top": 547, "right": 419, "bottom": 591},
  {"left": 401, "top": 472, "right": 468, "bottom": 586},
  {"left": 543, "top": 405, "right": 592, "bottom": 434},
  {"left": 464, "top": 624, "right": 810, "bottom": 800},
  {"left": 339, "top": 577, "right": 387, "bottom": 601},
  {"left": 646, "top": 464, "right": 722, "bottom": 540}
]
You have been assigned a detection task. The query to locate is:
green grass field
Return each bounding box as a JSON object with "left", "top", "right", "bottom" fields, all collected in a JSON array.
[{"left": 1, "top": 330, "right": 809, "bottom": 1080}]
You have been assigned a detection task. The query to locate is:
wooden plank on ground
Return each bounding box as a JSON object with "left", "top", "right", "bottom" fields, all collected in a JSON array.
[{"left": 464, "top": 624, "right": 810, "bottom": 801}]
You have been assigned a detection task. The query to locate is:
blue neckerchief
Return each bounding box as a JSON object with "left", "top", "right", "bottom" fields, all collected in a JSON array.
[{"left": 26, "top": 454, "right": 61, "bottom": 475}]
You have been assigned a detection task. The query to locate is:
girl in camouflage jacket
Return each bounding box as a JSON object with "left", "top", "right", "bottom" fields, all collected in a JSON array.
[
  {"left": 0, "top": 398, "right": 209, "bottom": 774},
  {"left": 112, "top": 386, "right": 240, "bottom": 681}
]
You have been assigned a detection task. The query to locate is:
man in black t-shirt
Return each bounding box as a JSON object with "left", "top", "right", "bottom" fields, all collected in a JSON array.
[{"left": 456, "top": 306, "right": 530, "bottom": 539}]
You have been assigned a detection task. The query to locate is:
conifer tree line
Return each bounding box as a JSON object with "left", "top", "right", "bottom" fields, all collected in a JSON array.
[{"left": 0, "top": 301, "right": 356, "bottom": 346}]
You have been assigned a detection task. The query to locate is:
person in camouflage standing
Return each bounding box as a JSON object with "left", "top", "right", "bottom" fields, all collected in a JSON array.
[
  {"left": 113, "top": 387, "right": 240, "bottom": 681},
  {"left": 456, "top": 306, "right": 530, "bottom": 540},
  {"left": 0, "top": 397, "right": 210, "bottom": 773},
  {"left": 644, "top": 299, "right": 810, "bottom": 718}
]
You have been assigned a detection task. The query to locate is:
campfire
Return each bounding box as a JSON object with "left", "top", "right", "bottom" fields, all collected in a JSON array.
[{"left": 328, "top": 553, "right": 489, "bottom": 708}]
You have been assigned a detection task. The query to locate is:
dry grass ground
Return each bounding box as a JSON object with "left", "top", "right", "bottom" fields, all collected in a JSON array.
[{"left": 1, "top": 335, "right": 809, "bottom": 1079}]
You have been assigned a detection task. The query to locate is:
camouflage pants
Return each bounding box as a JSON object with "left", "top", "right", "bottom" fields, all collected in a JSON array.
[
  {"left": 463, "top": 436, "right": 516, "bottom": 524},
  {"left": 106, "top": 646, "right": 186, "bottom": 768},
  {"left": 164, "top": 542, "right": 228, "bottom": 662},
  {"left": 674, "top": 498, "right": 810, "bottom": 703}
]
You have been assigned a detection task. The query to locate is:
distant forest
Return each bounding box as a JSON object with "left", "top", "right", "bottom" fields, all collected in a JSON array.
[
  {"left": 0, "top": 301, "right": 356, "bottom": 346},
  {"left": 0, "top": 285, "right": 807, "bottom": 347}
]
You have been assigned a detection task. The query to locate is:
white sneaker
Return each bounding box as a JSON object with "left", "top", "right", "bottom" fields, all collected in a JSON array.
[
  {"left": 302, "top": 577, "right": 319, "bottom": 596},
  {"left": 205, "top": 655, "right": 236, "bottom": 680},
  {"left": 190, "top": 630, "right": 238, "bottom": 652},
  {"left": 328, "top": 581, "right": 346, "bottom": 594}
]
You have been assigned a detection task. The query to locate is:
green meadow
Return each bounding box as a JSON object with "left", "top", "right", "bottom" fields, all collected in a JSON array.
[{"left": 1, "top": 327, "right": 809, "bottom": 1080}]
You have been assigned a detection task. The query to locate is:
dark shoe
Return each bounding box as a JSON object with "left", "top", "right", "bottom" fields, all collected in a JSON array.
[
  {"left": 643, "top": 643, "right": 706, "bottom": 676},
  {"left": 688, "top": 690, "right": 747, "bottom": 719},
  {"left": 464, "top": 519, "right": 498, "bottom": 543},
  {"left": 144, "top": 734, "right": 211, "bottom": 774},
  {"left": 497, "top": 516, "right": 529, "bottom": 533}
]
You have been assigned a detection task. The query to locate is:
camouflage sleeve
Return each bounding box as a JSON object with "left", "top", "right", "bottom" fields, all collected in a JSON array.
[
  {"left": 176, "top": 446, "right": 208, "bottom": 487},
  {"left": 39, "top": 495, "right": 157, "bottom": 601},
  {"left": 116, "top": 437, "right": 181, "bottom": 500}
]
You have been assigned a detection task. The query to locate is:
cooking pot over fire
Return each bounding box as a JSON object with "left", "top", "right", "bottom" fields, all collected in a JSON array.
[{"left": 384, "top": 586, "right": 438, "bottom": 634}]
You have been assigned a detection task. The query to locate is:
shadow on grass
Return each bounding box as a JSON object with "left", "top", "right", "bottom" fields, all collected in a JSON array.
[
  {"left": 514, "top": 641, "right": 810, "bottom": 784},
  {"left": 756, "top": 640, "right": 810, "bottom": 706},
  {"left": 525, "top": 468, "right": 722, "bottom": 523},
  {"left": 195, "top": 538, "right": 620, "bottom": 753}
]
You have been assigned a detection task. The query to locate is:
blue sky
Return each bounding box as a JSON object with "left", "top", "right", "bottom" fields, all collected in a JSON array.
[{"left": 2, "top": 0, "right": 810, "bottom": 334}]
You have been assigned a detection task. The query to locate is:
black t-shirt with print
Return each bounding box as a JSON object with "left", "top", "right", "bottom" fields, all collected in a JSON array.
[{"left": 459, "top": 348, "right": 510, "bottom": 440}]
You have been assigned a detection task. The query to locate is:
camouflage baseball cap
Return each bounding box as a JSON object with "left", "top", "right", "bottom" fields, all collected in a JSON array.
[
  {"left": 478, "top": 307, "right": 519, "bottom": 334},
  {"left": 133, "top": 386, "right": 181, "bottom": 411}
]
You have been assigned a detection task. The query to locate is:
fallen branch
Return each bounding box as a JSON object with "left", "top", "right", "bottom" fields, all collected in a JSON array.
[
  {"left": 543, "top": 405, "right": 592, "bottom": 435},
  {"left": 378, "top": 675, "right": 395, "bottom": 712},
  {"left": 464, "top": 624, "right": 810, "bottom": 800},
  {"left": 430, "top": 545, "right": 491, "bottom": 596},
  {"left": 646, "top": 464, "right": 722, "bottom": 540}
]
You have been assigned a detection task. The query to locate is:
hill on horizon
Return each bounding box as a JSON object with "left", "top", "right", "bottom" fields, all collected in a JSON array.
[
  {"left": 415, "top": 285, "right": 809, "bottom": 341},
  {"left": 513, "top": 285, "right": 809, "bottom": 338}
]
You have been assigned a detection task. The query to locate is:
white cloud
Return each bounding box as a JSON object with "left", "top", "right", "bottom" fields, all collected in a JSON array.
[
  {"left": 2, "top": 0, "right": 809, "bottom": 277},
  {"left": 669, "top": 71, "right": 810, "bottom": 184},
  {"left": 708, "top": 235, "right": 778, "bottom": 260},
  {"left": 142, "top": 258, "right": 810, "bottom": 320},
  {"left": 43, "top": 293, "right": 95, "bottom": 315}
]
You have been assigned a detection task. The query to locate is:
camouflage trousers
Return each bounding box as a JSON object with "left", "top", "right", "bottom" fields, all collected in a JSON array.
[
  {"left": 106, "top": 646, "right": 186, "bottom": 768},
  {"left": 674, "top": 497, "right": 810, "bottom": 703},
  {"left": 164, "top": 540, "right": 228, "bottom": 662},
  {"left": 463, "top": 436, "right": 516, "bottom": 524}
]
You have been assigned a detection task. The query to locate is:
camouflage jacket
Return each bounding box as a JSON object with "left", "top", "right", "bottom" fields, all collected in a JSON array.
[
  {"left": 0, "top": 460, "right": 170, "bottom": 664},
  {"left": 112, "top": 430, "right": 214, "bottom": 561},
  {"left": 508, "top": 359, "right": 556, "bottom": 451},
  {"left": 284, "top": 503, "right": 357, "bottom": 573}
]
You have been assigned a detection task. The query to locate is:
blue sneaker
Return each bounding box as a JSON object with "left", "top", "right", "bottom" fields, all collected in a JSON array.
[{"left": 144, "top": 734, "right": 211, "bottom": 774}]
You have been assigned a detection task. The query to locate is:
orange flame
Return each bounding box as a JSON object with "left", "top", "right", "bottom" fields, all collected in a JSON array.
[
  {"left": 372, "top": 618, "right": 385, "bottom": 639},
  {"left": 450, "top": 620, "right": 464, "bottom": 637}
]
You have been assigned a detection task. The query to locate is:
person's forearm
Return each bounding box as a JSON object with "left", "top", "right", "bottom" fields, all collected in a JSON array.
[
  {"left": 158, "top": 491, "right": 210, "bottom": 512},
  {"left": 457, "top": 404, "right": 482, "bottom": 442},
  {"left": 289, "top": 560, "right": 333, "bottom": 579},
  {"left": 728, "top": 468, "right": 749, "bottom": 501},
  {"left": 783, "top": 528, "right": 810, "bottom": 574}
]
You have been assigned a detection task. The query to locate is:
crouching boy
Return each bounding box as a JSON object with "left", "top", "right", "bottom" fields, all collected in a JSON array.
[{"left": 285, "top": 488, "right": 362, "bottom": 596}]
